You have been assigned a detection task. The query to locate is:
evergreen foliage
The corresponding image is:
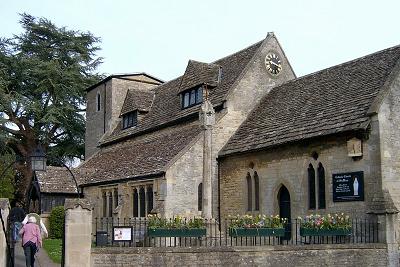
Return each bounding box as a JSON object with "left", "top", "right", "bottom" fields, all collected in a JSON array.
[
  {"left": 0, "top": 13, "right": 103, "bottom": 203},
  {"left": 49, "top": 206, "right": 65, "bottom": 239}
]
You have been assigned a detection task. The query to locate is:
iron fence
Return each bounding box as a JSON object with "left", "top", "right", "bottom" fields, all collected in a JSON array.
[{"left": 92, "top": 217, "right": 380, "bottom": 247}]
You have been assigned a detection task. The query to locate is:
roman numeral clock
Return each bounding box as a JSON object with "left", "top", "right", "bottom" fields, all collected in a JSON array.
[{"left": 265, "top": 52, "right": 282, "bottom": 75}]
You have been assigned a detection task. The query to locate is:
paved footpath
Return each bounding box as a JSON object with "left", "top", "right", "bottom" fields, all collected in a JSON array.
[{"left": 14, "top": 241, "right": 60, "bottom": 267}]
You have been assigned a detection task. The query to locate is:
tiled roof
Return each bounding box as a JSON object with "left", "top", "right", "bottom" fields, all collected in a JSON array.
[
  {"left": 120, "top": 89, "right": 155, "bottom": 115},
  {"left": 101, "top": 40, "right": 263, "bottom": 145},
  {"left": 178, "top": 60, "right": 220, "bottom": 92},
  {"left": 80, "top": 122, "right": 201, "bottom": 186},
  {"left": 220, "top": 45, "right": 400, "bottom": 157},
  {"left": 35, "top": 166, "right": 90, "bottom": 194}
]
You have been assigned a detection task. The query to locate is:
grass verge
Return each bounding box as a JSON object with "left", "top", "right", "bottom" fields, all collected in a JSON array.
[{"left": 43, "top": 238, "right": 62, "bottom": 264}]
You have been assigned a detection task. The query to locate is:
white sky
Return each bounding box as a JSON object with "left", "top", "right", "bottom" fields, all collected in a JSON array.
[{"left": 1, "top": 0, "right": 400, "bottom": 81}]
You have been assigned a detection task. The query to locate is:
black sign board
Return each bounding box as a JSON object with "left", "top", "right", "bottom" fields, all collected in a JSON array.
[{"left": 332, "top": 171, "right": 364, "bottom": 202}]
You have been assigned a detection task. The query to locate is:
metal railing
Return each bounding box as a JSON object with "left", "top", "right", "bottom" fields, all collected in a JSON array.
[{"left": 92, "top": 217, "right": 380, "bottom": 247}]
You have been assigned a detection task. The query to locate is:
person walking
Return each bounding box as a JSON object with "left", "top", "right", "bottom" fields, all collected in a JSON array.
[{"left": 19, "top": 216, "right": 42, "bottom": 267}]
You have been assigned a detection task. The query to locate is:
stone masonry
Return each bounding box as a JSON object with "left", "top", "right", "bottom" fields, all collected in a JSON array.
[
  {"left": 91, "top": 244, "right": 389, "bottom": 267},
  {"left": 85, "top": 74, "right": 161, "bottom": 159},
  {"left": 219, "top": 131, "right": 381, "bottom": 220}
]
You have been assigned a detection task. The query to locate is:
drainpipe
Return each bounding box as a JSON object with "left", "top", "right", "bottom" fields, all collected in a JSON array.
[{"left": 217, "top": 157, "right": 221, "bottom": 230}]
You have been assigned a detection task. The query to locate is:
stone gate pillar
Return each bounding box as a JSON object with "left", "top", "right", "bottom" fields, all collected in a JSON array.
[
  {"left": 64, "top": 199, "right": 93, "bottom": 267},
  {"left": 0, "top": 199, "right": 10, "bottom": 267}
]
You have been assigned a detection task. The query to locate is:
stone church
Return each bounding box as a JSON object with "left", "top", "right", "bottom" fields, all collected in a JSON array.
[
  {"left": 218, "top": 44, "right": 400, "bottom": 226},
  {"left": 35, "top": 33, "right": 400, "bottom": 230},
  {"left": 77, "top": 33, "right": 295, "bottom": 219}
]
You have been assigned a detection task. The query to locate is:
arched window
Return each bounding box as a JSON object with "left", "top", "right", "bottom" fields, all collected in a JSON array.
[
  {"left": 108, "top": 192, "right": 113, "bottom": 217},
  {"left": 102, "top": 192, "right": 107, "bottom": 217},
  {"left": 139, "top": 187, "right": 146, "bottom": 217},
  {"left": 147, "top": 186, "right": 153, "bottom": 214},
  {"left": 308, "top": 164, "right": 316, "bottom": 210},
  {"left": 133, "top": 189, "right": 138, "bottom": 217},
  {"left": 246, "top": 173, "right": 252, "bottom": 211},
  {"left": 114, "top": 188, "right": 118, "bottom": 208},
  {"left": 96, "top": 92, "right": 101, "bottom": 111},
  {"left": 198, "top": 183, "right": 203, "bottom": 211},
  {"left": 254, "top": 172, "right": 260, "bottom": 211},
  {"left": 318, "top": 163, "right": 326, "bottom": 209}
]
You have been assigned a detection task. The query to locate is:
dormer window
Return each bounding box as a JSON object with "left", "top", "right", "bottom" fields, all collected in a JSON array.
[
  {"left": 182, "top": 86, "right": 203, "bottom": 109},
  {"left": 122, "top": 111, "right": 137, "bottom": 129}
]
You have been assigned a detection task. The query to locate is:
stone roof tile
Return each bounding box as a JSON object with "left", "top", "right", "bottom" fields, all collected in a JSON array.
[
  {"left": 220, "top": 45, "right": 400, "bottom": 156},
  {"left": 101, "top": 40, "right": 263, "bottom": 145}
]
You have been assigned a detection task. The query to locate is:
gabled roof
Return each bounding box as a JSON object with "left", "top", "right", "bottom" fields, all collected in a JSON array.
[
  {"left": 80, "top": 122, "right": 201, "bottom": 186},
  {"left": 35, "top": 166, "right": 90, "bottom": 194},
  {"left": 178, "top": 60, "right": 221, "bottom": 92},
  {"left": 220, "top": 45, "right": 400, "bottom": 157},
  {"left": 86, "top": 72, "right": 164, "bottom": 92},
  {"left": 101, "top": 40, "right": 263, "bottom": 145},
  {"left": 120, "top": 89, "right": 155, "bottom": 115}
]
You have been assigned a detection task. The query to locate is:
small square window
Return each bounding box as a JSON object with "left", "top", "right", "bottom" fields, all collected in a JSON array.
[{"left": 122, "top": 111, "right": 137, "bottom": 129}]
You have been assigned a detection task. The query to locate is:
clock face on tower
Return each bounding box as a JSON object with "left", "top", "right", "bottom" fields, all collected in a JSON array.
[{"left": 265, "top": 52, "right": 282, "bottom": 75}]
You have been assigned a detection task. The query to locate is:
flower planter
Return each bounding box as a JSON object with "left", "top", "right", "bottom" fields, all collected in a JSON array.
[
  {"left": 229, "top": 228, "right": 285, "bottom": 237},
  {"left": 300, "top": 228, "right": 352, "bottom": 236},
  {"left": 147, "top": 228, "right": 206, "bottom": 237}
]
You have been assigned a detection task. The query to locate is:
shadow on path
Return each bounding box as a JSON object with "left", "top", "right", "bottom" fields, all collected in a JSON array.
[{"left": 13, "top": 241, "right": 60, "bottom": 267}]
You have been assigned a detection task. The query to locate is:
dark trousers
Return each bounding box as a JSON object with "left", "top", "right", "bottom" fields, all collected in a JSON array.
[{"left": 23, "top": 243, "right": 37, "bottom": 267}]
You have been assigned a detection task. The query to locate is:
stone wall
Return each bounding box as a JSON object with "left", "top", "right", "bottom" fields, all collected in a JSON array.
[
  {"left": 219, "top": 131, "right": 381, "bottom": 220},
  {"left": 91, "top": 244, "right": 388, "bottom": 267},
  {"left": 378, "top": 66, "right": 400, "bottom": 218},
  {"left": 85, "top": 75, "right": 160, "bottom": 159},
  {"left": 163, "top": 33, "right": 296, "bottom": 218}
]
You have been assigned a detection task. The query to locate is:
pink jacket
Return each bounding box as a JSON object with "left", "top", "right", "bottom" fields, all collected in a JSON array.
[{"left": 19, "top": 223, "right": 42, "bottom": 247}]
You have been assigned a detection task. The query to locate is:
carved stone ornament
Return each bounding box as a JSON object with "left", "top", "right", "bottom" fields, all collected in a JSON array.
[
  {"left": 64, "top": 198, "right": 93, "bottom": 211},
  {"left": 347, "top": 137, "right": 362, "bottom": 157}
]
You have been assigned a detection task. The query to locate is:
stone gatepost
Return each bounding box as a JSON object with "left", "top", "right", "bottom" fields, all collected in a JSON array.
[
  {"left": 64, "top": 199, "right": 93, "bottom": 267},
  {"left": 0, "top": 199, "right": 10, "bottom": 267},
  {"left": 368, "top": 190, "right": 399, "bottom": 267}
]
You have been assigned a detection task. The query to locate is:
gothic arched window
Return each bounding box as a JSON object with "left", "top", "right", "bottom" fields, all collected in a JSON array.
[
  {"left": 133, "top": 189, "right": 138, "bottom": 217},
  {"left": 308, "top": 164, "right": 316, "bottom": 210},
  {"left": 139, "top": 187, "right": 146, "bottom": 217},
  {"left": 198, "top": 183, "right": 203, "bottom": 211},
  {"left": 254, "top": 172, "right": 260, "bottom": 211},
  {"left": 108, "top": 192, "right": 113, "bottom": 217},
  {"left": 147, "top": 186, "right": 153, "bottom": 214},
  {"left": 318, "top": 163, "right": 326, "bottom": 209},
  {"left": 102, "top": 192, "right": 107, "bottom": 217},
  {"left": 246, "top": 173, "right": 252, "bottom": 211}
]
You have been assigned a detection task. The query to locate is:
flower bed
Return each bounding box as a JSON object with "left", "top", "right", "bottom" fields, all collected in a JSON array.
[
  {"left": 299, "top": 213, "right": 352, "bottom": 237},
  {"left": 147, "top": 215, "right": 206, "bottom": 237},
  {"left": 228, "top": 215, "right": 286, "bottom": 237},
  {"left": 229, "top": 227, "right": 285, "bottom": 237},
  {"left": 148, "top": 228, "right": 206, "bottom": 237},
  {"left": 300, "top": 228, "right": 351, "bottom": 236}
]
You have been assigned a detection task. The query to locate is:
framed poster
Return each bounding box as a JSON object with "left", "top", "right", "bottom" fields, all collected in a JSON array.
[
  {"left": 332, "top": 171, "right": 364, "bottom": 202},
  {"left": 112, "top": 226, "right": 133, "bottom": 242}
]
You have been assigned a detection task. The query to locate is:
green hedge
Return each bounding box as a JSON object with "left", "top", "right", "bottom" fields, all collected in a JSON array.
[{"left": 49, "top": 206, "right": 65, "bottom": 239}]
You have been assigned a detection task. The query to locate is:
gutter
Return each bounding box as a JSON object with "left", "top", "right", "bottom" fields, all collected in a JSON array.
[{"left": 80, "top": 171, "right": 165, "bottom": 187}]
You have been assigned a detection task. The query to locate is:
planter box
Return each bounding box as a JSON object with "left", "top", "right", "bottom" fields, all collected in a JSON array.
[
  {"left": 229, "top": 228, "right": 285, "bottom": 237},
  {"left": 147, "top": 228, "right": 206, "bottom": 237},
  {"left": 300, "top": 227, "right": 352, "bottom": 236}
]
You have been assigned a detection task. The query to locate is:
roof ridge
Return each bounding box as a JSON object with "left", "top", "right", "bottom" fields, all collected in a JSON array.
[
  {"left": 212, "top": 40, "right": 264, "bottom": 64},
  {"left": 286, "top": 44, "right": 400, "bottom": 85}
]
